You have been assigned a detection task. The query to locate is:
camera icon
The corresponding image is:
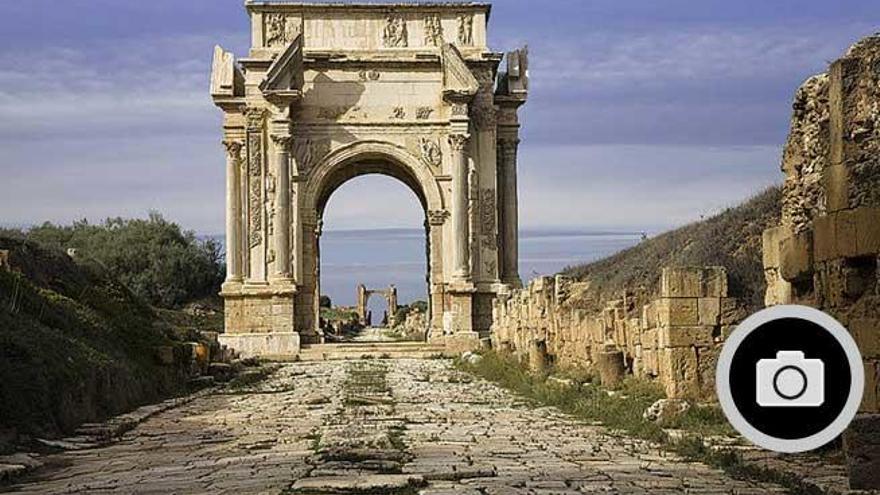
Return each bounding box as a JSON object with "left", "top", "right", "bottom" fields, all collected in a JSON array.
[{"left": 756, "top": 351, "right": 824, "bottom": 407}]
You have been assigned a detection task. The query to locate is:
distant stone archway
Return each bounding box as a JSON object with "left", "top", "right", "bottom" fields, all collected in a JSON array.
[
  {"left": 356, "top": 284, "right": 398, "bottom": 327},
  {"left": 211, "top": 1, "right": 528, "bottom": 357}
]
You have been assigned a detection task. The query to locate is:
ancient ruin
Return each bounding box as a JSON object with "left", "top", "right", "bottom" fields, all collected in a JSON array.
[
  {"left": 762, "top": 34, "right": 880, "bottom": 488},
  {"left": 211, "top": 2, "right": 528, "bottom": 357},
  {"left": 355, "top": 283, "right": 398, "bottom": 327}
]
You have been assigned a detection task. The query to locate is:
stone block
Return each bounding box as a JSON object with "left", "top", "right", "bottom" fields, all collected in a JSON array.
[
  {"left": 863, "top": 360, "right": 880, "bottom": 413},
  {"left": 660, "top": 267, "right": 704, "bottom": 298},
  {"left": 528, "top": 339, "right": 549, "bottom": 374},
  {"left": 825, "top": 166, "right": 849, "bottom": 213},
  {"left": 218, "top": 332, "right": 300, "bottom": 359},
  {"left": 813, "top": 214, "right": 837, "bottom": 262},
  {"left": 719, "top": 297, "right": 743, "bottom": 326},
  {"left": 659, "top": 347, "right": 699, "bottom": 399},
  {"left": 597, "top": 347, "right": 625, "bottom": 388},
  {"left": 698, "top": 297, "right": 720, "bottom": 326},
  {"left": 696, "top": 347, "right": 720, "bottom": 398},
  {"left": 703, "top": 266, "right": 728, "bottom": 298},
  {"left": 855, "top": 207, "right": 880, "bottom": 256},
  {"left": 852, "top": 319, "right": 880, "bottom": 359},
  {"left": 642, "top": 303, "right": 656, "bottom": 329},
  {"left": 641, "top": 327, "right": 658, "bottom": 351},
  {"left": 762, "top": 226, "right": 786, "bottom": 268},
  {"left": 780, "top": 230, "right": 814, "bottom": 281},
  {"left": 844, "top": 413, "right": 880, "bottom": 490},
  {"left": 658, "top": 325, "right": 714, "bottom": 348},
  {"left": 656, "top": 297, "right": 699, "bottom": 327},
  {"left": 836, "top": 208, "right": 858, "bottom": 258}
]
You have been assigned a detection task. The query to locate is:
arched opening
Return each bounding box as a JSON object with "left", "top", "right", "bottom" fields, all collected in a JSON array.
[
  {"left": 298, "top": 141, "right": 446, "bottom": 345},
  {"left": 321, "top": 174, "right": 425, "bottom": 341}
]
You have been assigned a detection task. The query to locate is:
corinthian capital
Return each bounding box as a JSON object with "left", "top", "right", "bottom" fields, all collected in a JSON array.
[
  {"left": 222, "top": 140, "right": 243, "bottom": 160},
  {"left": 447, "top": 133, "right": 470, "bottom": 152},
  {"left": 271, "top": 134, "right": 293, "bottom": 149}
]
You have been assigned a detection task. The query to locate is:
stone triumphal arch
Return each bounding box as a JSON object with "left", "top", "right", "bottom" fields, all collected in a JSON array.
[
  {"left": 355, "top": 284, "right": 398, "bottom": 327},
  {"left": 211, "top": 1, "right": 528, "bottom": 357}
]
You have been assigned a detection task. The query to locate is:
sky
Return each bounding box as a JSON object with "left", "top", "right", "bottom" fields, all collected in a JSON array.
[{"left": 1, "top": 0, "right": 878, "bottom": 235}]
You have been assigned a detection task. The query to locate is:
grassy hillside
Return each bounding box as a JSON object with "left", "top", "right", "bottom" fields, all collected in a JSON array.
[
  {"left": 562, "top": 186, "right": 782, "bottom": 313},
  {"left": 0, "top": 236, "right": 194, "bottom": 451}
]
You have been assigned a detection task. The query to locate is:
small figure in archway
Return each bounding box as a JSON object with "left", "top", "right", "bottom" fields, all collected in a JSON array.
[
  {"left": 366, "top": 310, "right": 372, "bottom": 327},
  {"left": 382, "top": 311, "right": 388, "bottom": 327}
]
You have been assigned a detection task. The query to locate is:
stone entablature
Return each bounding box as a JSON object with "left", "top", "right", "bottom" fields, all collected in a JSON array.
[
  {"left": 246, "top": 2, "right": 490, "bottom": 54},
  {"left": 491, "top": 266, "right": 742, "bottom": 399},
  {"left": 210, "top": 1, "right": 528, "bottom": 357}
]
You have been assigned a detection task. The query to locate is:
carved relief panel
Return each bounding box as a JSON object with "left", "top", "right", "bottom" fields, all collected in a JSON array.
[{"left": 265, "top": 13, "right": 298, "bottom": 48}]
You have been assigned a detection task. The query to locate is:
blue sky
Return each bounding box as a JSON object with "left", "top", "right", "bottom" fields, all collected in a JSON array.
[{"left": 1, "top": 1, "right": 877, "bottom": 234}]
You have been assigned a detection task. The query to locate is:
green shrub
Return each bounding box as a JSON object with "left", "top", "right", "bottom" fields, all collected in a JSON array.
[{"left": 8, "top": 212, "right": 223, "bottom": 308}]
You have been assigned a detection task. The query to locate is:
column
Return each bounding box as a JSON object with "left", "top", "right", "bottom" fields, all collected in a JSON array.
[
  {"left": 271, "top": 134, "right": 292, "bottom": 281},
  {"left": 499, "top": 137, "right": 521, "bottom": 285},
  {"left": 223, "top": 140, "right": 243, "bottom": 283},
  {"left": 449, "top": 133, "right": 471, "bottom": 280}
]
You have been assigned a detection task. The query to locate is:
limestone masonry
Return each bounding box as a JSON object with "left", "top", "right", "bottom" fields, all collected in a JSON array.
[{"left": 211, "top": 2, "right": 528, "bottom": 357}]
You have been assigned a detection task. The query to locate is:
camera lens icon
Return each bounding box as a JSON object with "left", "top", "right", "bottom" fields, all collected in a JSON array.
[{"left": 756, "top": 351, "right": 824, "bottom": 407}]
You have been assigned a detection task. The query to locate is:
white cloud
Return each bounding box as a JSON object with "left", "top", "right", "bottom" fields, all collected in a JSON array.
[
  {"left": 526, "top": 23, "right": 871, "bottom": 91},
  {"left": 518, "top": 144, "right": 782, "bottom": 231}
]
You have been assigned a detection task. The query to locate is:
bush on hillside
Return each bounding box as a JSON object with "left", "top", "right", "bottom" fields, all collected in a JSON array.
[
  {"left": 4, "top": 213, "right": 223, "bottom": 308},
  {"left": 0, "top": 235, "right": 188, "bottom": 445}
]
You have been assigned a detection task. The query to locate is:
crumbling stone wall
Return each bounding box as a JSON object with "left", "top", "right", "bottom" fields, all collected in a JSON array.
[
  {"left": 491, "top": 266, "right": 745, "bottom": 399},
  {"left": 764, "top": 34, "right": 880, "bottom": 412},
  {"left": 763, "top": 33, "right": 880, "bottom": 488}
]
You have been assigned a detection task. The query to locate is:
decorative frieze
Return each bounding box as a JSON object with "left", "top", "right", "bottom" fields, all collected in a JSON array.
[
  {"left": 265, "top": 13, "right": 295, "bottom": 48},
  {"left": 416, "top": 106, "right": 434, "bottom": 119},
  {"left": 424, "top": 13, "right": 443, "bottom": 46},
  {"left": 419, "top": 137, "right": 442, "bottom": 168},
  {"left": 427, "top": 209, "right": 450, "bottom": 225},
  {"left": 247, "top": 132, "right": 263, "bottom": 248},
  {"left": 293, "top": 138, "right": 330, "bottom": 174},
  {"left": 480, "top": 188, "right": 497, "bottom": 250},
  {"left": 383, "top": 15, "right": 408, "bottom": 47},
  {"left": 245, "top": 107, "right": 266, "bottom": 131}
]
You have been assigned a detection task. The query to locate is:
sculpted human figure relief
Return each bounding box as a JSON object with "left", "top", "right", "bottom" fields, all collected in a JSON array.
[
  {"left": 424, "top": 13, "right": 443, "bottom": 46},
  {"left": 457, "top": 14, "right": 473, "bottom": 46},
  {"left": 383, "top": 15, "right": 408, "bottom": 47},
  {"left": 265, "top": 13, "right": 293, "bottom": 48},
  {"left": 419, "top": 137, "right": 443, "bottom": 168}
]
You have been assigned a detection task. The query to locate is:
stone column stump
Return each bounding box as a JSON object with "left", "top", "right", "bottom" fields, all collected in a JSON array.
[
  {"left": 528, "top": 339, "right": 549, "bottom": 374},
  {"left": 597, "top": 344, "right": 625, "bottom": 388}
]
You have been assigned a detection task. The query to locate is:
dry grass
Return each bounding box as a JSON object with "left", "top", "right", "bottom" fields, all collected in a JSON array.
[{"left": 562, "top": 185, "right": 781, "bottom": 314}]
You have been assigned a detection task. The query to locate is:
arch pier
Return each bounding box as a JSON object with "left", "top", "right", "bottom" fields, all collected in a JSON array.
[{"left": 210, "top": 1, "right": 528, "bottom": 357}]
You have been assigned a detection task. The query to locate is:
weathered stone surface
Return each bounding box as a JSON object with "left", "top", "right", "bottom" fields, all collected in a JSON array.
[
  {"left": 657, "top": 297, "right": 699, "bottom": 327},
  {"left": 697, "top": 297, "right": 720, "bottom": 326},
  {"left": 214, "top": 2, "right": 529, "bottom": 350},
  {"left": 658, "top": 325, "right": 713, "bottom": 348},
  {"left": 780, "top": 230, "right": 814, "bottom": 281},
  {"left": 5, "top": 359, "right": 788, "bottom": 494},
  {"left": 844, "top": 414, "right": 880, "bottom": 490},
  {"left": 596, "top": 348, "right": 625, "bottom": 388}
]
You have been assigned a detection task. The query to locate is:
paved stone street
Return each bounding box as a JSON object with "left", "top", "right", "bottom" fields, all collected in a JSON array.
[{"left": 5, "top": 359, "right": 785, "bottom": 494}]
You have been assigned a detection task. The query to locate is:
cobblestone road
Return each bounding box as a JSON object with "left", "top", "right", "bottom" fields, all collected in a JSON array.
[{"left": 5, "top": 359, "right": 785, "bottom": 494}]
